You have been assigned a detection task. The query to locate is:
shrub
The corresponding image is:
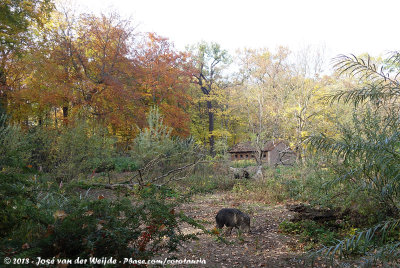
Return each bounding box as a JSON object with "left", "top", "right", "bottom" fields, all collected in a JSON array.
[
  {"left": 51, "top": 122, "right": 116, "bottom": 181},
  {"left": 306, "top": 52, "right": 400, "bottom": 265},
  {"left": 112, "top": 156, "right": 138, "bottom": 172},
  {"left": 26, "top": 126, "right": 56, "bottom": 172},
  {"left": 0, "top": 173, "right": 39, "bottom": 239},
  {"left": 1, "top": 185, "right": 198, "bottom": 261},
  {"left": 279, "top": 220, "right": 338, "bottom": 250},
  {"left": 0, "top": 115, "right": 30, "bottom": 170},
  {"left": 131, "top": 107, "right": 203, "bottom": 187},
  {"left": 0, "top": 115, "right": 38, "bottom": 238}
]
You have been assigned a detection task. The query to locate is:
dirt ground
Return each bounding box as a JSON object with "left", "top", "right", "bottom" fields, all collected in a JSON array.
[
  {"left": 77, "top": 186, "right": 309, "bottom": 267},
  {"left": 169, "top": 192, "right": 313, "bottom": 268},
  {"left": 76, "top": 184, "right": 354, "bottom": 267}
]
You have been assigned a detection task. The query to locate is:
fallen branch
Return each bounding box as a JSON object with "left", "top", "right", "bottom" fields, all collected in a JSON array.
[
  {"left": 89, "top": 183, "right": 138, "bottom": 190},
  {"left": 150, "top": 159, "right": 206, "bottom": 183}
]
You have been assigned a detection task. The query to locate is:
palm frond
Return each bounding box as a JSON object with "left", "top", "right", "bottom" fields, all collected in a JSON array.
[
  {"left": 309, "top": 219, "right": 400, "bottom": 265},
  {"left": 329, "top": 54, "right": 400, "bottom": 107}
]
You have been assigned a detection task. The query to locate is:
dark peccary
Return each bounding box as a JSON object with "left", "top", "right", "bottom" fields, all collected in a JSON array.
[{"left": 215, "top": 208, "right": 251, "bottom": 234}]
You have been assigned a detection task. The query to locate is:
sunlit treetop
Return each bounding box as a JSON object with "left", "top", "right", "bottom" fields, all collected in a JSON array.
[{"left": 0, "top": 0, "right": 54, "bottom": 51}]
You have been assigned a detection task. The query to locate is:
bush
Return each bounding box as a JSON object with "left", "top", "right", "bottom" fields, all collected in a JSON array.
[
  {"left": 0, "top": 115, "right": 30, "bottom": 170},
  {"left": 131, "top": 107, "right": 203, "bottom": 186},
  {"left": 26, "top": 126, "right": 56, "bottom": 172},
  {"left": 279, "top": 220, "right": 338, "bottom": 250},
  {"left": 1, "top": 185, "right": 198, "bottom": 261},
  {"left": 0, "top": 115, "right": 38, "bottom": 238},
  {"left": 51, "top": 122, "right": 116, "bottom": 181},
  {"left": 305, "top": 52, "right": 400, "bottom": 265},
  {"left": 0, "top": 173, "right": 39, "bottom": 239},
  {"left": 112, "top": 156, "right": 138, "bottom": 172}
]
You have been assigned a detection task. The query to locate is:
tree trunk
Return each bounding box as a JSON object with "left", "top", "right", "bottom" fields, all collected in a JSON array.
[
  {"left": 62, "top": 106, "right": 68, "bottom": 125},
  {"left": 207, "top": 100, "right": 215, "bottom": 156},
  {"left": 0, "top": 67, "right": 8, "bottom": 116}
]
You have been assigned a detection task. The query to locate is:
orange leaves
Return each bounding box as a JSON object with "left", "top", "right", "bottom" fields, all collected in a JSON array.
[
  {"left": 135, "top": 33, "right": 192, "bottom": 137},
  {"left": 211, "top": 227, "right": 220, "bottom": 235},
  {"left": 6, "top": 12, "right": 192, "bottom": 142}
]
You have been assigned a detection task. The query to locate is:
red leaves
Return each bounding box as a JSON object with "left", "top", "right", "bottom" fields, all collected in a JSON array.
[
  {"left": 7, "top": 13, "right": 192, "bottom": 141},
  {"left": 138, "top": 226, "right": 154, "bottom": 252},
  {"left": 135, "top": 33, "right": 192, "bottom": 137}
]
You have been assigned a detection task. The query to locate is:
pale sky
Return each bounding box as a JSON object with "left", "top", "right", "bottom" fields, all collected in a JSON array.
[{"left": 75, "top": 0, "right": 399, "bottom": 67}]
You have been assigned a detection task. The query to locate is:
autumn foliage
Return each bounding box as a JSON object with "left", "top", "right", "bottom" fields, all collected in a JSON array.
[{"left": 4, "top": 10, "right": 192, "bottom": 143}]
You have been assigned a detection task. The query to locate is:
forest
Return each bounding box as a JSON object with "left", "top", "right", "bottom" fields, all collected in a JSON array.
[{"left": 1, "top": 0, "right": 400, "bottom": 267}]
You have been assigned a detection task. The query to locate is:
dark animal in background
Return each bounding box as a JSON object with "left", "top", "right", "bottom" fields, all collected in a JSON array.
[{"left": 215, "top": 208, "right": 251, "bottom": 234}]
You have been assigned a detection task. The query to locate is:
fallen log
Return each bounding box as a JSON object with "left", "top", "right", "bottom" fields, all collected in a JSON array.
[{"left": 286, "top": 203, "right": 338, "bottom": 223}]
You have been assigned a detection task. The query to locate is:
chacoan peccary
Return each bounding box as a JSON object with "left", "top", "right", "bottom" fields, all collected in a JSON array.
[{"left": 215, "top": 208, "right": 251, "bottom": 234}]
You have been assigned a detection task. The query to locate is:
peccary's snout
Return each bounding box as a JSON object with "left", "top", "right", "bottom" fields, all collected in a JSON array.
[{"left": 215, "top": 208, "right": 251, "bottom": 234}]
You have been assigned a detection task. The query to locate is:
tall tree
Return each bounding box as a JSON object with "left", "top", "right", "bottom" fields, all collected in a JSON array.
[
  {"left": 190, "top": 42, "right": 229, "bottom": 156},
  {"left": 237, "top": 47, "right": 290, "bottom": 165},
  {"left": 134, "top": 33, "right": 192, "bottom": 137},
  {"left": 0, "top": 0, "right": 54, "bottom": 114}
]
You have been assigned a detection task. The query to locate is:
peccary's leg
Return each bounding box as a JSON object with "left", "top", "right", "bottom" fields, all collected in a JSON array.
[{"left": 227, "top": 227, "right": 233, "bottom": 235}]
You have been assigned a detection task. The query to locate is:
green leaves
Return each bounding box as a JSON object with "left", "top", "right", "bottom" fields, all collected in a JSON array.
[
  {"left": 0, "top": 0, "right": 54, "bottom": 51},
  {"left": 331, "top": 53, "right": 400, "bottom": 107},
  {"left": 310, "top": 219, "right": 400, "bottom": 265},
  {"left": 308, "top": 51, "right": 400, "bottom": 266},
  {"left": 0, "top": 114, "right": 30, "bottom": 170}
]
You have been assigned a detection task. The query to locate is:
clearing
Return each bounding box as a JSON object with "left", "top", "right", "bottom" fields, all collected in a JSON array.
[{"left": 171, "top": 192, "right": 309, "bottom": 268}]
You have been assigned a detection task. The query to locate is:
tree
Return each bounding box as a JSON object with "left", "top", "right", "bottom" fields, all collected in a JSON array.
[
  {"left": 190, "top": 42, "right": 230, "bottom": 156},
  {"left": 134, "top": 33, "right": 192, "bottom": 137},
  {"left": 0, "top": 0, "right": 54, "bottom": 114},
  {"left": 236, "top": 47, "right": 290, "bottom": 166},
  {"left": 285, "top": 46, "right": 327, "bottom": 162},
  {"left": 0, "top": 0, "right": 53, "bottom": 50},
  {"left": 308, "top": 52, "right": 400, "bottom": 266}
]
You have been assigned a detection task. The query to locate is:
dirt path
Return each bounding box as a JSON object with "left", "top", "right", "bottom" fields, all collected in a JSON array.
[{"left": 171, "top": 192, "right": 309, "bottom": 268}]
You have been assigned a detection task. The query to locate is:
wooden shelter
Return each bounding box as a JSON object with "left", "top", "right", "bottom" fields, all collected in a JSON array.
[{"left": 228, "top": 140, "right": 295, "bottom": 166}]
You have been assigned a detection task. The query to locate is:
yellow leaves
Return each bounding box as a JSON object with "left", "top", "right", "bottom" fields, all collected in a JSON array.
[
  {"left": 301, "top": 131, "right": 308, "bottom": 138},
  {"left": 83, "top": 210, "right": 94, "bottom": 216},
  {"left": 211, "top": 129, "right": 232, "bottom": 139},
  {"left": 53, "top": 210, "right": 67, "bottom": 221}
]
